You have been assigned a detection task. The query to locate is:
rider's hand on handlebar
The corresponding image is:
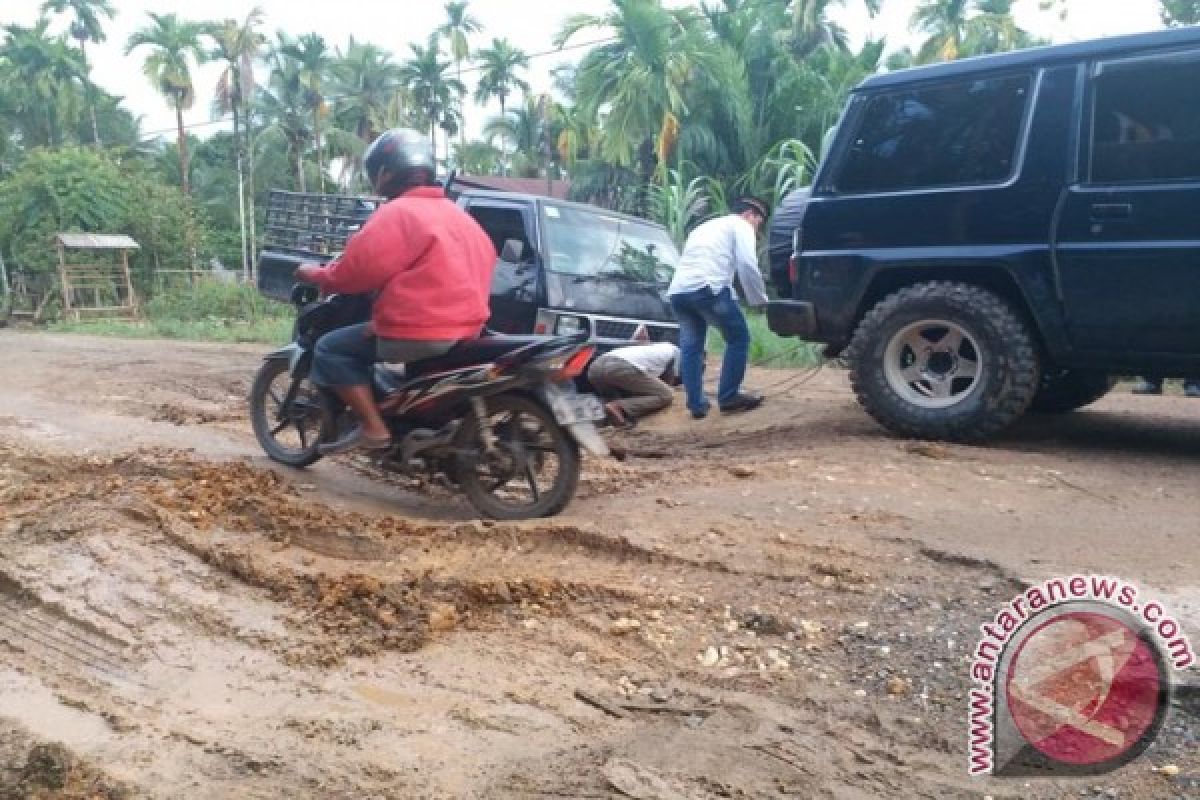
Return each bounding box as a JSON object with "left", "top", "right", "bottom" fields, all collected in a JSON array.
[{"left": 294, "top": 264, "right": 324, "bottom": 285}]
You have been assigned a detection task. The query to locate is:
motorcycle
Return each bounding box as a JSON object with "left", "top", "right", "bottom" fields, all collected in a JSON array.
[{"left": 249, "top": 285, "right": 608, "bottom": 519}]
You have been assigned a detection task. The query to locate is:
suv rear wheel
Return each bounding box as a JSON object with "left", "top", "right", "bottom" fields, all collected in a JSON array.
[{"left": 846, "top": 282, "right": 1040, "bottom": 442}]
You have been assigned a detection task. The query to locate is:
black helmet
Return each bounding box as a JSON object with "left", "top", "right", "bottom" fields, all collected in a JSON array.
[{"left": 364, "top": 128, "right": 435, "bottom": 198}]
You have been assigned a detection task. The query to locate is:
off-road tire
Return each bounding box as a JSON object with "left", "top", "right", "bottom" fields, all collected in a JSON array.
[
  {"left": 456, "top": 394, "right": 581, "bottom": 520},
  {"left": 846, "top": 282, "right": 1041, "bottom": 442},
  {"left": 1030, "top": 370, "right": 1117, "bottom": 414}
]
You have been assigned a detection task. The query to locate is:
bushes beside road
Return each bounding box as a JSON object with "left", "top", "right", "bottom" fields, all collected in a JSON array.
[{"left": 50, "top": 281, "right": 292, "bottom": 344}]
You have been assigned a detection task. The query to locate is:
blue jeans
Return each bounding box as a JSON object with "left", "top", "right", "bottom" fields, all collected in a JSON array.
[
  {"left": 669, "top": 287, "right": 750, "bottom": 414},
  {"left": 310, "top": 323, "right": 456, "bottom": 387}
]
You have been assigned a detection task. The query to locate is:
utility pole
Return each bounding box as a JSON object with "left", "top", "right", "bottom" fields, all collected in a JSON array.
[{"left": 0, "top": 248, "right": 10, "bottom": 309}]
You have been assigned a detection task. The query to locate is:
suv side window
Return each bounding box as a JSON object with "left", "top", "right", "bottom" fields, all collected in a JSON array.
[
  {"left": 466, "top": 204, "right": 535, "bottom": 264},
  {"left": 1090, "top": 53, "right": 1200, "bottom": 184},
  {"left": 835, "top": 74, "right": 1031, "bottom": 194}
]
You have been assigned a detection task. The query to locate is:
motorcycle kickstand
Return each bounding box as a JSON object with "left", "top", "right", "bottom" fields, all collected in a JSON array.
[{"left": 470, "top": 397, "right": 497, "bottom": 453}]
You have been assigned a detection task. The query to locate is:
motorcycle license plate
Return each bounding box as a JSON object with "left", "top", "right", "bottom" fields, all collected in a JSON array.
[{"left": 544, "top": 385, "right": 605, "bottom": 425}]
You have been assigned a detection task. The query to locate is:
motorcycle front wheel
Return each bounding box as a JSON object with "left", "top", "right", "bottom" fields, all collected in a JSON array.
[
  {"left": 249, "top": 358, "right": 333, "bottom": 468},
  {"left": 456, "top": 394, "right": 581, "bottom": 520}
]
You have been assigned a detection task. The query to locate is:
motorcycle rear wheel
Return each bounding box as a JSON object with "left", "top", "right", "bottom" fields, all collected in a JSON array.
[{"left": 456, "top": 394, "right": 580, "bottom": 520}]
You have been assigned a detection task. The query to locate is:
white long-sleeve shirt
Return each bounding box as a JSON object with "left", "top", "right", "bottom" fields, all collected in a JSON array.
[{"left": 666, "top": 214, "right": 769, "bottom": 307}]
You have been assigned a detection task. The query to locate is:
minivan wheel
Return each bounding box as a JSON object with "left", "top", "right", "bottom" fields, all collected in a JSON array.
[
  {"left": 846, "top": 282, "right": 1041, "bottom": 442},
  {"left": 1030, "top": 370, "right": 1117, "bottom": 414}
]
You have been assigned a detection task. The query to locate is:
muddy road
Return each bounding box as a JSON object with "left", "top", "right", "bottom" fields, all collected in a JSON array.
[{"left": 0, "top": 332, "right": 1196, "bottom": 799}]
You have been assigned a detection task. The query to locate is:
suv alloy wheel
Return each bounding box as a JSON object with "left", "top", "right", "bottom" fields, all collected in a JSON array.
[{"left": 846, "top": 281, "right": 1041, "bottom": 442}]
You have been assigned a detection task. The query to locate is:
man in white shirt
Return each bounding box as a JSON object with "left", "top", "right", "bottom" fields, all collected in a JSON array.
[
  {"left": 666, "top": 196, "right": 770, "bottom": 419},
  {"left": 587, "top": 342, "right": 681, "bottom": 428}
]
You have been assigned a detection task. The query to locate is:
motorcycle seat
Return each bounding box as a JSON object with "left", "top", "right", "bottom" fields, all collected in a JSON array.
[{"left": 401, "top": 335, "right": 551, "bottom": 377}]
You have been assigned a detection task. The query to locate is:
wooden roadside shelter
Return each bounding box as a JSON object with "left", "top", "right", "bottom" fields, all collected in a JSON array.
[{"left": 54, "top": 233, "right": 140, "bottom": 321}]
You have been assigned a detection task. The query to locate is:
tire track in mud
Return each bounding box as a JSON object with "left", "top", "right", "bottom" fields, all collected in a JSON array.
[{"left": 0, "top": 572, "right": 141, "bottom": 687}]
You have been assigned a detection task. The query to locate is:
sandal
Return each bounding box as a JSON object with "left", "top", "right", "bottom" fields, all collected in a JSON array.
[{"left": 318, "top": 425, "right": 393, "bottom": 456}]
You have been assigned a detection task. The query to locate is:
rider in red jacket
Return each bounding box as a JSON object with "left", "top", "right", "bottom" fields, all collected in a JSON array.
[{"left": 295, "top": 128, "right": 496, "bottom": 453}]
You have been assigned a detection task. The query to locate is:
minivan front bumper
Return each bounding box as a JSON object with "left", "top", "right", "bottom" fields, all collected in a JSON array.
[{"left": 767, "top": 301, "right": 819, "bottom": 340}]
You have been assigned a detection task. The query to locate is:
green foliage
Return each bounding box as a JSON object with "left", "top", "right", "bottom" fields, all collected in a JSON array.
[
  {"left": 0, "top": 147, "right": 205, "bottom": 279},
  {"left": 52, "top": 280, "right": 291, "bottom": 343},
  {"left": 143, "top": 278, "right": 279, "bottom": 321},
  {"left": 707, "top": 311, "right": 825, "bottom": 369},
  {"left": 648, "top": 168, "right": 726, "bottom": 247},
  {"left": 1160, "top": 0, "right": 1200, "bottom": 26},
  {"left": 4, "top": 0, "right": 1083, "bottom": 323}
]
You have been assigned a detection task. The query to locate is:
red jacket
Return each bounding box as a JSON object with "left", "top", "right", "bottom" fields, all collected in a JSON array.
[{"left": 308, "top": 187, "right": 497, "bottom": 340}]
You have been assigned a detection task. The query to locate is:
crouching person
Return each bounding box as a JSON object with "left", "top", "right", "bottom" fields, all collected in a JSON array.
[{"left": 588, "top": 343, "right": 681, "bottom": 429}]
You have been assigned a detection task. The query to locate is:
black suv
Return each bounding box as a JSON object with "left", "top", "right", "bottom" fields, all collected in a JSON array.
[{"left": 769, "top": 27, "right": 1200, "bottom": 441}]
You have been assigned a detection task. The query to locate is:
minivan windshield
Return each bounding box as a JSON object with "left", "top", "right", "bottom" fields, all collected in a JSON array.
[{"left": 541, "top": 203, "right": 678, "bottom": 285}]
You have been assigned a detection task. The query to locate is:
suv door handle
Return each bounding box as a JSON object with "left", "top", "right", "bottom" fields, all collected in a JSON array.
[{"left": 1090, "top": 203, "right": 1133, "bottom": 220}]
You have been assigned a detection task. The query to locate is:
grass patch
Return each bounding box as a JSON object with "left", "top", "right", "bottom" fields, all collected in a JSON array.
[
  {"left": 707, "top": 311, "right": 824, "bottom": 369},
  {"left": 52, "top": 315, "right": 292, "bottom": 344},
  {"left": 50, "top": 281, "right": 292, "bottom": 344}
]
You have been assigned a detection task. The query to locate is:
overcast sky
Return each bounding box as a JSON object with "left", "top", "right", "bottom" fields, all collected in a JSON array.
[{"left": 2, "top": 0, "right": 1166, "bottom": 141}]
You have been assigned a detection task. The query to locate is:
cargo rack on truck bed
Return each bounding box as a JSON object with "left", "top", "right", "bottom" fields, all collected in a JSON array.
[{"left": 262, "top": 189, "right": 381, "bottom": 259}]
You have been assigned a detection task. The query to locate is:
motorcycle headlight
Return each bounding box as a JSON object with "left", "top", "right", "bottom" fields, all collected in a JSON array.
[{"left": 555, "top": 314, "right": 587, "bottom": 336}]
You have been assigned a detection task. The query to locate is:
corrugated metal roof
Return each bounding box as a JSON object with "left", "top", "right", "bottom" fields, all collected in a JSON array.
[{"left": 55, "top": 233, "right": 140, "bottom": 250}]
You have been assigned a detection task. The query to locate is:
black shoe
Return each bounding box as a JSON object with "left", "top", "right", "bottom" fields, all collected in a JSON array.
[
  {"left": 1132, "top": 380, "right": 1163, "bottom": 396},
  {"left": 690, "top": 407, "right": 709, "bottom": 420},
  {"left": 719, "top": 391, "right": 764, "bottom": 414}
]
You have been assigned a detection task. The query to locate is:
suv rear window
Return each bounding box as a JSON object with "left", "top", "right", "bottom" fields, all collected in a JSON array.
[
  {"left": 1091, "top": 55, "right": 1200, "bottom": 184},
  {"left": 835, "top": 74, "right": 1031, "bottom": 194}
]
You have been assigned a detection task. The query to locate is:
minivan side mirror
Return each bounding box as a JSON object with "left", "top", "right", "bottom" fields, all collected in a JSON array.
[{"left": 500, "top": 238, "right": 527, "bottom": 264}]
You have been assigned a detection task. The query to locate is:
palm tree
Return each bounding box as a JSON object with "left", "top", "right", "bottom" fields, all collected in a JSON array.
[
  {"left": 912, "top": 0, "right": 972, "bottom": 63},
  {"left": 912, "top": 0, "right": 1036, "bottom": 64},
  {"left": 126, "top": 12, "right": 206, "bottom": 195},
  {"left": 437, "top": 1, "right": 482, "bottom": 154},
  {"left": 400, "top": 37, "right": 465, "bottom": 167},
  {"left": 278, "top": 33, "right": 333, "bottom": 193},
  {"left": 483, "top": 96, "right": 543, "bottom": 177},
  {"left": 556, "top": 1, "right": 742, "bottom": 176},
  {"left": 790, "top": 0, "right": 881, "bottom": 57},
  {"left": 474, "top": 37, "right": 529, "bottom": 172},
  {"left": 40, "top": 0, "right": 115, "bottom": 145},
  {"left": 258, "top": 46, "right": 312, "bottom": 191},
  {"left": 963, "top": 0, "right": 1042, "bottom": 57},
  {"left": 1, "top": 19, "right": 87, "bottom": 148},
  {"left": 332, "top": 38, "right": 402, "bottom": 146},
  {"left": 207, "top": 7, "right": 264, "bottom": 280},
  {"left": 474, "top": 37, "right": 529, "bottom": 123}
]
